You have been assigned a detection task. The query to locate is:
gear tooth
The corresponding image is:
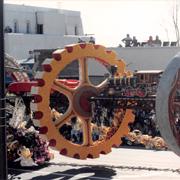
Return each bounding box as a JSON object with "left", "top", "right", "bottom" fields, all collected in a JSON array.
[
  {"left": 93, "top": 44, "right": 101, "bottom": 49},
  {"left": 36, "top": 78, "right": 45, "bottom": 87},
  {"left": 73, "top": 152, "right": 87, "bottom": 160},
  {"left": 100, "top": 151, "right": 106, "bottom": 155},
  {"left": 112, "top": 144, "right": 119, "bottom": 148},
  {"left": 32, "top": 94, "right": 42, "bottom": 103},
  {"left": 60, "top": 148, "right": 67, "bottom": 156},
  {"left": 106, "top": 50, "right": 116, "bottom": 58},
  {"left": 100, "top": 148, "right": 111, "bottom": 155},
  {"left": 106, "top": 50, "right": 117, "bottom": 57},
  {"left": 42, "top": 64, "right": 52, "bottom": 72},
  {"left": 52, "top": 51, "right": 62, "bottom": 61},
  {"left": 33, "top": 111, "right": 43, "bottom": 119},
  {"left": 112, "top": 140, "right": 121, "bottom": 148},
  {"left": 89, "top": 152, "right": 99, "bottom": 159},
  {"left": 106, "top": 50, "right": 113, "bottom": 54},
  {"left": 86, "top": 152, "right": 100, "bottom": 159},
  {"left": 39, "top": 126, "right": 48, "bottom": 134},
  {"left": 49, "top": 139, "right": 56, "bottom": 147},
  {"left": 79, "top": 43, "right": 87, "bottom": 49},
  {"left": 73, "top": 153, "right": 80, "bottom": 159},
  {"left": 87, "top": 154, "right": 93, "bottom": 159},
  {"left": 65, "top": 45, "right": 74, "bottom": 53}
]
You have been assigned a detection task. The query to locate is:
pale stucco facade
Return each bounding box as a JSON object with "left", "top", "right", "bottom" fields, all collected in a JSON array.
[
  {"left": 4, "top": 4, "right": 180, "bottom": 75},
  {"left": 110, "top": 46, "right": 180, "bottom": 71},
  {"left": 4, "top": 4, "right": 89, "bottom": 59}
]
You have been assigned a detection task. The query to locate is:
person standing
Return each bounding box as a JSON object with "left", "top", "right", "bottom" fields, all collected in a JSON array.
[
  {"left": 147, "top": 36, "right": 154, "bottom": 47},
  {"left": 89, "top": 36, "right": 95, "bottom": 44},
  {"left": 132, "top": 36, "right": 139, "bottom": 47},
  {"left": 154, "top": 35, "right": 162, "bottom": 46},
  {"left": 122, "top": 34, "right": 133, "bottom": 47}
]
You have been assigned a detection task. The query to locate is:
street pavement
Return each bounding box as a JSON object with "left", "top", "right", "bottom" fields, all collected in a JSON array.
[{"left": 8, "top": 147, "right": 180, "bottom": 180}]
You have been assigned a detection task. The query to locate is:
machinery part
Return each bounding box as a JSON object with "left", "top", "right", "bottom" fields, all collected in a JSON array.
[
  {"left": 5, "top": 54, "right": 29, "bottom": 82},
  {"left": 31, "top": 43, "right": 134, "bottom": 159},
  {"left": 156, "top": 53, "right": 180, "bottom": 156}
]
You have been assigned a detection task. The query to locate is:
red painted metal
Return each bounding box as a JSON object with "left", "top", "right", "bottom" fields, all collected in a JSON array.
[
  {"left": 8, "top": 81, "right": 38, "bottom": 94},
  {"left": 8, "top": 79, "right": 79, "bottom": 94}
]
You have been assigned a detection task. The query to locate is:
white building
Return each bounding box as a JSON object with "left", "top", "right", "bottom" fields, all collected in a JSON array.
[
  {"left": 110, "top": 46, "right": 180, "bottom": 71},
  {"left": 4, "top": 3, "right": 90, "bottom": 59},
  {"left": 4, "top": 3, "right": 180, "bottom": 74}
]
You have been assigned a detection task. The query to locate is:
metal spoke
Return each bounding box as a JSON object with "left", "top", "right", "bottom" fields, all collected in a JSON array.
[
  {"left": 79, "top": 57, "right": 90, "bottom": 84},
  {"left": 82, "top": 118, "right": 93, "bottom": 146},
  {"left": 96, "top": 79, "right": 108, "bottom": 93},
  {"left": 55, "top": 108, "right": 75, "bottom": 129},
  {"left": 52, "top": 79, "right": 74, "bottom": 97}
]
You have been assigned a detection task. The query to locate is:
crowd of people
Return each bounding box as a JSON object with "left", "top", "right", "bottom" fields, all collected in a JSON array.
[
  {"left": 78, "top": 36, "right": 96, "bottom": 44},
  {"left": 121, "top": 34, "right": 171, "bottom": 48}
]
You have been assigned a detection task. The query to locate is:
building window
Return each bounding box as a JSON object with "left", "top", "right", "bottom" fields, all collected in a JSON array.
[
  {"left": 14, "top": 20, "right": 19, "bottom": 33},
  {"left": 26, "top": 21, "right": 31, "bottom": 34},
  {"left": 75, "top": 25, "right": 78, "bottom": 35},
  {"left": 37, "top": 24, "right": 43, "bottom": 34}
]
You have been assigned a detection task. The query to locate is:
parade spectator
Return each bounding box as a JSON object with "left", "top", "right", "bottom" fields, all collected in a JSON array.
[
  {"left": 78, "top": 38, "right": 84, "bottom": 43},
  {"left": 122, "top": 34, "right": 132, "bottom": 47},
  {"left": 147, "top": 36, "right": 154, "bottom": 47},
  {"left": 132, "top": 36, "right": 140, "bottom": 47},
  {"left": 154, "top": 35, "right": 162, "bottom": 46},
  {"left": 89, "top": 36, "right": 95, "bottom": 44}
]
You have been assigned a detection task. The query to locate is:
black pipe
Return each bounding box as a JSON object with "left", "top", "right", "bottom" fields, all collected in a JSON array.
[{"left": 0, "top": 0, "right": 8, "bottom": 179}]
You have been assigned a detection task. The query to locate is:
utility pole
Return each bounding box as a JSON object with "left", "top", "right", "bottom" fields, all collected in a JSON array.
[{"left": 0, "top": 0, "right": 8, "bottom": 179}]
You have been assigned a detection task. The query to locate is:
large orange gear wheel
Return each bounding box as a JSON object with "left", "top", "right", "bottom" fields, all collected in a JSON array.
[{"left": 31, "top": 43, "right": 134, "bottom": 159}]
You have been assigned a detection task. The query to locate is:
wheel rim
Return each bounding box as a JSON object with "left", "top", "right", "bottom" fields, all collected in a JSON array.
[
  {"left": 156, "top": 53, "right": 180, "bottom": 156},
  {"left": 31, "top": 43, "right": 134, "bottom": 159}
]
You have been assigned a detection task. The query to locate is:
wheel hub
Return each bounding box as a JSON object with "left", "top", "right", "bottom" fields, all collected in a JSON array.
[{"left": 72, "top": 85, "right": 98, "bottom": 118}]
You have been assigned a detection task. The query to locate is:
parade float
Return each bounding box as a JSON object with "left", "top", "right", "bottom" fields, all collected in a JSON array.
[{"left": 4, "top": 43, "right": 179, "bottom": 166}]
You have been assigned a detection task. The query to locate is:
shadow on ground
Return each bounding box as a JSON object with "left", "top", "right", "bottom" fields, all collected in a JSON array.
[
  {"left": 8, "top": 166, "right": 116, "bottom": 180},
  {"left": 8, "top": 163, "right": 49, "bottom": 180}
]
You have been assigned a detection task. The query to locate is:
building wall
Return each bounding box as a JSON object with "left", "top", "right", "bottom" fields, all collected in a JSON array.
[
  {"left": 4, "top": 4, "right": 84, "bottom": 35},
  {"left": 5, "top": 33, "right": 90, "bottom": 59},
  {"left": 88, "top": 47, "right": 180, "bottom": 76},
  {"left": 4, "top": 3, "right": 88, "bottom": 59},
  {"left": 43, "top": 12, "right": 66, "bottom": 35},
  {"left": 4, "top": 5, "right": 36, "bottom": 34},
  {"left": 4, "top": 4, "right": 180, "bottom": 76},
  {"left": 110, "top": 47, "right": 180, "bottom": 71},
  {"left": 88, "top": 46, "right": 180, "bottom": 76}
]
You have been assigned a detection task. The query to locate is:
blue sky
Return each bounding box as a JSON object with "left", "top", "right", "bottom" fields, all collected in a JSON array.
[{"left": 5, "top": 0, "right": 179, "bottom": 47}]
